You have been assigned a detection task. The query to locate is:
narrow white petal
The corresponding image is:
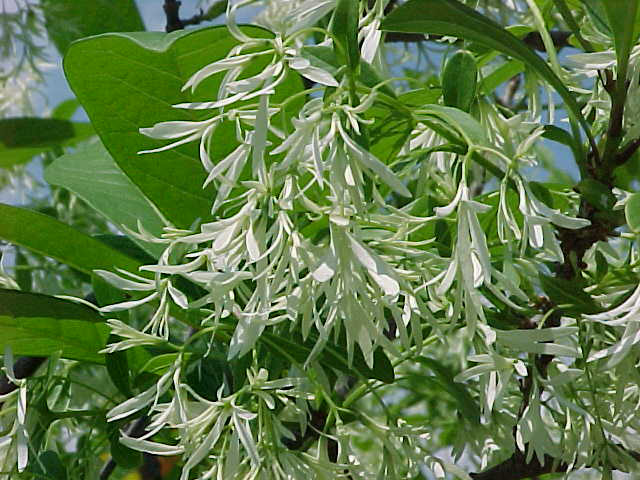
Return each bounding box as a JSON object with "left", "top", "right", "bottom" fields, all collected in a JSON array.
[
  {"left": 182, "top": 54, "right": 255, "bottom": 92},
  {"left": 120, "top": 434, "right": 185, "bottom": 455},
  {"left": 94, "top": 270, "right": 154, "bottom": 291},
  {"left": 100, "top": 292, "right": 159, "bottom": 312},
  {"left": 139, "top": 121, "right": 207, "bottom": 140}
]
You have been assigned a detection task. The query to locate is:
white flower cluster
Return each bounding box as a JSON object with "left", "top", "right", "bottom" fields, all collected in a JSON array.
[{"left": 90, "top": 0, "right": 640, "bottom": 477}]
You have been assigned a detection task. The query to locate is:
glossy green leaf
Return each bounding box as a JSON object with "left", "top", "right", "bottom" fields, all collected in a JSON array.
[
  {"left": 441, "top": 50, "right": 477, "bottom": 112},
  {"left": 41, "top": 0, "right": 145, "bottom": 55},
  {"left": 381, "top": 0, "right": 594, "bottom": 150},
  {"left": 64, "top": 26, "right": 304, "bottom": 228},
  {"left": 0, "top": 203, "right": 142, "bottom": 276},
  {"left": 44, "top": 142, "right": 166, "bottom": 258},
  {"left": 625, "top": 192, "right": 640, "bottom": 232},
  {"left": 0, "top": 289, "right": 109, "bottom": 363}
]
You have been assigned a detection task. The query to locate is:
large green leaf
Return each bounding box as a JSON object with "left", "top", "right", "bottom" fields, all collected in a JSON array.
[
  {"left": 41, "top": 0, "right": 145, "bottom": 55},
  {"left": 44, "top": 142, "right": 166, "bottom": 258},
  {"left": 380, "top": 0, "right": 595, "bottom": 153},
  {"left": 0, "top": 203, "right": 142, "bottom": 276},
  {"left": 0, "top": 289, "right": 109, "bottom": 363},
  {"left": 64, "top": 26, "right": 304, "bottom": 228}
]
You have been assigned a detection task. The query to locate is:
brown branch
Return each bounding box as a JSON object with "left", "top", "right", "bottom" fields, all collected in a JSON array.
[
  {"left": 163, "top": 0, "right": 184, "bottom": 32},
  {"left": 470, "top": 453, "right": 567, "bottom": 480},
  {"left": 163, "top": 0, "right": 227, "bottom": 33},
  {"left": 615, "top": 136, "right": 640, "bottom": 166}
]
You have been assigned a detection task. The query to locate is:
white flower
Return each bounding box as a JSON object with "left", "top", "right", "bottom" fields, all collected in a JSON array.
[
  {"left": 100, "top": 319, "right": 165, "bottom": 353},
  {"left": 586, "top": 283, "right": 640, "bottom": 367},
  {"left": 516, "top": 386, "right": 558, "bottom": 464},
  {"left": 455, "top": 350, "right": 526, "bottom": 414}
]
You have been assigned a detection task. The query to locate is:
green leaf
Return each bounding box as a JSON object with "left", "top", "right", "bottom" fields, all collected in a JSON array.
[
  {"left": 138, "top": 352, "right": 188, "bottom": 376},
  {"left": 107, "top": 422, "right": 143, "bottom": 470},
  {"left": 415, "top": 356, "right": 480, "bottom": 424},
  {"left": 625, "top": 192, "right": 640, "bottom": 232},
  {"left": 44, "top": 142, "right": 166, "bottom": 258},
  {"left": 0, "top": 118, "right": 74, "bottom": 148},
  {"left": 299, "top": 45, "right": 395, "bottom": 96},
  {"left": 582, "top": 0, "right": 611, "bottom": 36},
  {"left": 261, "top": 332, "right": 395, "bottom": 383},
  {"left": 541, "top": 125, "right": 579, "bottom": 159},
  {"left": 575, "top": 178, "right": 616, "bottom": 211},
  {"left": 92, "top": 272, "right": 133, "bottom": 395},
  {"left": 41, "top": 0, "right": 145, "bottom": 55},
  {"left": 601, "top": 0, "right": 640, "bottom": 76},
  {"left": 14, "top": 248, "right": 32, "bottom": 292},
  {"left": 29, "top": 450, "right": 68, "bottom": 480},
  {"left": 418, "top": 104, "right": 488, "bottom": 147},
  {"left": 441, "top": 50, "right": 478, "bottom": 112},
  {"left": 479, "top": 59, "right": 524, "bottom": 94},
  {"left": 381, "top": 0, "right": 594, "bottom": 153},
  {"left": 93, "top": 235, "right": 156, "bottom": 265},
  {"left": 0, "top": 203, "right": 142, "bottom": 276},
  {"left": 0, "top": 289, "right": 109, "bottom": 363},
  {"left": 595, "top": 249, "right": 609, "bottom": 281},
  {"left": 397, "top": 88, "right": 442, "bottom": 107},
  {"left": 539, "top": 275, "right": 600, "bottom": 314},
  {"left": 64, "top": 26, "right": 304, "bottom": 228},
  {"left": 52, "top": 99, "right": 81, "bottom": 120},
  {"left": 332, "top": 0, "right": 360, "bottom": 73},
  {"left": 0, "top": 117, "right": 94, "bottom": 169}
]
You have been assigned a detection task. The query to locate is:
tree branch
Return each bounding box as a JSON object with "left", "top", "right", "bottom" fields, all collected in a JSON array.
[
  {"left": 470, "top": 453, "right": 567, "bottom": 480},
  {"left": 163, "top": 0, "right": 228, "bottom": 33}
]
